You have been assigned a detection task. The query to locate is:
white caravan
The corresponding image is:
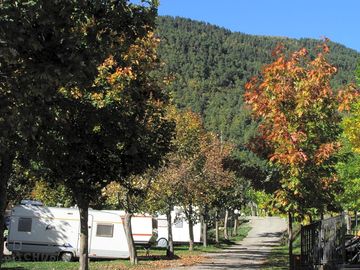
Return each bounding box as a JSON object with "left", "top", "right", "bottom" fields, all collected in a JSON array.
[
  {"left": 6, "top": 205, "right": 156, "bottom": 261},
  {"left": 156, "top": 208, "right": 201, "bottom": 246},
  {"left": 103, "top": 210, "right": 157, "bottom": 245}
]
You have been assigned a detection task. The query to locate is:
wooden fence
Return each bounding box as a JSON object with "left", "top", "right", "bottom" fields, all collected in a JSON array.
[{"left": 300, "top": 215, "right": 346, "bottom": 269}]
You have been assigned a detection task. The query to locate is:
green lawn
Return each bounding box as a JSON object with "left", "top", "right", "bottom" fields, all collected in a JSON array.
[
  {"left": 2, "top": 260, "right": 134, "bottom": 270},
  {"left": 261, "top": 227, "right": 301, "bottom": 270},
  {"left": 2, "top": 221, "right": 251, "bottom": 270}
]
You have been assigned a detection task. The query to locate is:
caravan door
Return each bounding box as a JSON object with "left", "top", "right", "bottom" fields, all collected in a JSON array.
[{"left": 89, "top": 215, "right": 129, "bottom": 258}]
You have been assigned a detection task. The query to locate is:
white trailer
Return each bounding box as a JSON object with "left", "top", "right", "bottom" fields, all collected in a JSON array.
[
  {"left": 156, "top": 208, "right": 201, "bottom": 246},
  {"left": 6, "top": 205, "right": 156, "bottom": 261},
  {"left": 104, "top": 210, "right": 157, "bottom": 245}
]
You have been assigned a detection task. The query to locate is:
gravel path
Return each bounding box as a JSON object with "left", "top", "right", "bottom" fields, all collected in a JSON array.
[{"left": 169, "top": 216, "right": 287, "bottom": 270}]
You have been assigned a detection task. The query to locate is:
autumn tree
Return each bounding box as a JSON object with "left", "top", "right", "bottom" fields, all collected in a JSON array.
[
  {"left": 336, "top": 141, "right": 360, "bottom": 216},
  {"left": 145, "top": 162, "right": 179, "bottom": 256},
  {"left": 162, "top": 108, "right": 204, "bottom": 251},
  {"left": 31, "top": 181, "right": 73, "bottom": 207},
  {"left": 195, "top": 134, "right": 236, "bottom": 246},
  {"left": 140, "top": 106, "right": 205, "bottom": 254},
  {"left": 7, "top": 163, "right": 73, "bottom": 208},
  {"left": 343, "top": 101, "right": 360, "bottom": 152},
  {"left": 143, "top": 107, "right": 206, "bottom": 251},
  {"left": 102, "top": 172, "right": 158, "bottom": 265},
  {"left": 1, "top": 1, "right": 172, "bottom": 270},
  {"left": 340, "top": 71, "right": 360, "bottom": 220},
  {"left": 39, "top": 26, "right": 172, "bottom": 268},
  {"left": 245, "top": 43, "right": 358, "bottom": 269},
  {"left": 153, "top": 107, "right": 237, "bottom": 250}
]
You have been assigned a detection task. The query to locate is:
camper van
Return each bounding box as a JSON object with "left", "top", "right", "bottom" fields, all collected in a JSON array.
[
  {"left": 6, "top": 205, "right": 156, "bottom": 261},
  {"left": 156, "top": 208, "right": 201, "bottom": 246}
]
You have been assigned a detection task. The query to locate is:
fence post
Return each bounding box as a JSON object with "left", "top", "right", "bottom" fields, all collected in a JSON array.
[
  {"left": 289, "top": 212, "right": 294, "bottom": 270},
  {"left": 342, "top": 213, "right": 346, "bottom": 265}
]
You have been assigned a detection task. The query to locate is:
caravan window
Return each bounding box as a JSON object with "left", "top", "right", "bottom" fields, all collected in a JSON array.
[
  {"left": 96, "top": 224, "right": 114, "bottom": 238},
  {"left": 18, "top": 218, "right": 32, "bottom": 232}
]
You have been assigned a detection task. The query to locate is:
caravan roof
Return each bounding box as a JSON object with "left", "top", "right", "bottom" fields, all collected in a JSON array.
[{"left": 11, "top": 205, "right": 122, "bottom": 223}]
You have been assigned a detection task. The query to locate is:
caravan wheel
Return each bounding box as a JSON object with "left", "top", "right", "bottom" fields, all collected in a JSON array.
[
  {"left": 59, "top": 252, "right": 73, "bottom": 262},
  {"left": 156, "top": 238, "right": 168, "bottom": 248}
]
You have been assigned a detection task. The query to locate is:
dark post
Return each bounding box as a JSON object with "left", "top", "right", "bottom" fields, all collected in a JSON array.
[{"left": 289, "top": 211, "right": 294, "bottom": 270}]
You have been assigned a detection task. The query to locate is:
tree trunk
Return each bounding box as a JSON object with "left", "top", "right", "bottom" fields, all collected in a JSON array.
[
  {"left": 233, "top": 214, "right": 238, "bottom": 236},
  {"left": 188, "top": 218, "right": 194, "bottom": 251},
  {"left": 288, "top": 212, "right": 294, "bottom": 270},
  {"left": 124, "top": 212, "right": 138, "bottom": 265},
  {"left": 202, "top": 214, "right": 207, "bottom": 247},
  {"left": 166, "top": 208, "right": 174, "bottom": 257},
  {"left": 355, "top": 211, "right": 358, "bottom": 229},
  {"left": 215, "top": 218, "right": 219, "bottom": 244},
  {"left": 0, "top": 154, "right": 14, "bottom": 269},
  {"left": 187, "top": 205, "right": 194, "bottom": 251},
  {"left": 250, "top": 202, "right": 255, "bottom": 216},
  {"left": 202, "top": 205, "right": 208, "bottom": 247},
  {"left": 202, "top": 221, "right": 207, "bottom": 247},
  {"left": 345, "top": 211, "right": 351, "bottom": 234},
  {"left": 77, "top": 195, "right": 90, "bottom": 270},
  {"left": 224, "top": 209, "right": 229, "bottom": 240}
]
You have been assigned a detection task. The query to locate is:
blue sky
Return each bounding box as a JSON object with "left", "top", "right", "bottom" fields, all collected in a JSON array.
[{"left": 157, "top": 0, "right": 360, "bottom": 52}]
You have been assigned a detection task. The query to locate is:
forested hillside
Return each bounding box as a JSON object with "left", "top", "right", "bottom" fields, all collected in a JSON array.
[{"left": 156, "top": 16, "right": 360, "bottom": 149}]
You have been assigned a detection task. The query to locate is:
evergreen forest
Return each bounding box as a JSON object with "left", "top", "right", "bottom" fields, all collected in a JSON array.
[
  {"left": 155, "top": 16, "right": 360, "bottom": 189},
  {"left": 156, "top": 16, "right": 360, "bottom": 143}
]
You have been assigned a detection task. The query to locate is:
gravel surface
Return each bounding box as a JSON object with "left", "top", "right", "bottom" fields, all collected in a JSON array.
[{"left": 168, "top": 216, "right": 287, "bottom": 270}]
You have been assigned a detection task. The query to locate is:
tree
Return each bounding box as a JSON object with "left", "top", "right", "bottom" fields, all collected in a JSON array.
[
  {"left": 38, "top": 28, "right": 172, "bottom": 269},
  {"left": 143, "top": 107, "right": 210, "bottom": 251},
  {"left": 1, "top": 1, "right": 171, "bottom": 270},
  {"left": 340, "top": 68, "right": 360, "bottom": 219},
  {"left": 6, "top": 161, "right": 36, "bottom": 207},
  {"left": 343, "top": 100, "right": 360, "bottom": 153},
  {"left": 31, "top": 181, "right": 73, "bottom": 207},
  {"left": 144, "top": 163, "right": 179, "bottom": 256},
  {"left": 244, "top": 43, "right": 358, "bottom": 269},
  {"left": 158, "top": 108, "right": 236, "bottom": 250},
  {"left": 336, "top": 142, "right": 360, "bottom": 213},
  {"left": 195, "top": 134, "right": 235, "bottom": 246},
  {"left": 0, "top": 1, "right": 47, "bottom": 265},
  {"left": 102, "top": 172, "right": 157, "bottom": 265},
  {"left": 161, "top": 108, "right": 204, "bottom": 252}
]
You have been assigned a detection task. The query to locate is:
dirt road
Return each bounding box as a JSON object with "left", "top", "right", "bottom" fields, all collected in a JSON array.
[{"left": 169, "top": 216, "right": 287, "bottom": 269}]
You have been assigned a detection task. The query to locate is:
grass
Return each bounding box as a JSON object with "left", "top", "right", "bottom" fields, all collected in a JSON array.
[
  {"left": 2, "top": 260, "right": 133, "bottom": 270},
  {"left": 261, "top": 244, "right": 289, "bottom": 270},
  {"left": 2, "top": 221, "right": 251, "bottom": 270},
  {"left": 261, "top": 225, "right": 301, "bottom": 270},
  {"left": 205, "top": 220, "right": 252, "bottom": 251}
]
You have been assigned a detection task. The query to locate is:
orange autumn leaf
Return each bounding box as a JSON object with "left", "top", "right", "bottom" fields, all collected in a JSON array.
[{"left": 315, "top": 142, "right": 341, "bottom": 165}]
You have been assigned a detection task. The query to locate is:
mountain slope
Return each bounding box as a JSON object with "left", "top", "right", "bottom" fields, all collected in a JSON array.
[
  {"left": 156, "top": 16, "right": 360, "bottom": 145},
  {"left": 156, "top": 16, "right": 360, "bottom": 190}
]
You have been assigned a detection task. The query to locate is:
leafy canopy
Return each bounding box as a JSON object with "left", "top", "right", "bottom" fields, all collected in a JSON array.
[{"left": 245, "top": 43, "right": 358, "bottom": 214}]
